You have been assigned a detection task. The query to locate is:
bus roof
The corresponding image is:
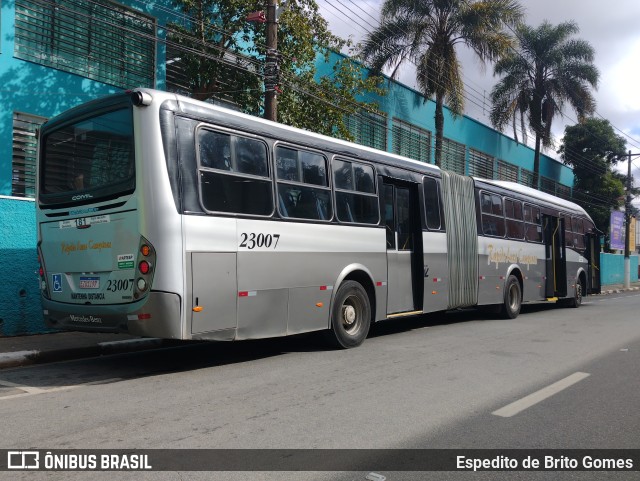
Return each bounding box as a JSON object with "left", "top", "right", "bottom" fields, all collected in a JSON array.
[
  {"left": 477, "top": 178, "right": 591, "bottom": 219},
  {"left": 147, "top": 90, "right": 591, "bottom": 222},
  {"left": 156, "top": 89, "right": 443, "bottom": 177}
]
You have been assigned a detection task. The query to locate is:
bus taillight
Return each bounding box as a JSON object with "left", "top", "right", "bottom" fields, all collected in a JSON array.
[
  {"left": 37, "top": 245, "right": 50, "bottom": 299},
  {"left": 134, "top": 236, "right": 156, "bottom": 300},
  {"left": 138, "top": 260, "right": 151, "bottom": 275}
]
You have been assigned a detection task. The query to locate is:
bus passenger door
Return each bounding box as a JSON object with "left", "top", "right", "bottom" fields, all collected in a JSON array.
[
  {"left": 585, "top": 232, "right": 602, "bottom": 294},
  {"left": 383, "top": 181, "right": 423, "bottom": 314},
  {"left": 543, "top": 215, "right": 567, "bottom": 298}
]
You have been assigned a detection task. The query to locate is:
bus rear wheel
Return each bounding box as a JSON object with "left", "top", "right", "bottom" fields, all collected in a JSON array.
[
  {"left": 501, "top": 275, "right": 522, "bottom": 319},
  {"left": 326, "top": 280, "right": 371, "bottom": 349},
  {"left": 567, "top": 279, "right": 583, "bottom": 308}
]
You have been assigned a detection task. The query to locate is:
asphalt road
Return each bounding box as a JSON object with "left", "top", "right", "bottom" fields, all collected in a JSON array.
[{"left": 1, "top": 292, "right": 639, "bottom": 481}]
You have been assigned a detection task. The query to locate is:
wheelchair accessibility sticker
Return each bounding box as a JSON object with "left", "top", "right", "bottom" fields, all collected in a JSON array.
[{"left": 52, "top": 274, "right": 63, "bottom": 293}]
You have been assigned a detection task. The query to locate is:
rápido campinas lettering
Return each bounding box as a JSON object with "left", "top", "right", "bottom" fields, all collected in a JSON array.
[{"left": 457, "top": 455, "right": 518, "bottom": 471}]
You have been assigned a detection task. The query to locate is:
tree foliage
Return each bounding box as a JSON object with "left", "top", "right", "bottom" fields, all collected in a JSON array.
[
  {"left": 559, "top": 118, "right": 627, "bottom": 234},
  {"left": 491, "top": 21, "right": 599, "bottom": 187},
  {"left": 166, "top": 0, "right": 383, "bottom": 138},
  {"left": 359, "top": 0, "right": 523, "bottom": 166}
]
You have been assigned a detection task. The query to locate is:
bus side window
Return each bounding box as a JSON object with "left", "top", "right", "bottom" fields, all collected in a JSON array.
[
  {"left": 572, "top": 216, "right": 585, "bottom": 249},
  {"left": 423, "top": 177, "right": 441, "bottom": 230},
  {"left": 524, "top": 204, "right": 542, "bottom": 242},
  {"left": 198, "top": 130, "right": 231, "bottom": 171},
  {"left": 505, "top": 198, "right": 524, "bottom": 239},
  {"left": 481, "top": 192, "right": 505, "bottom": 237},
  {"left": 236, "top": 137, "right": 268, "bottom": 176},
  {"left": 563, "top": 214, "right": 574, "bottom": 247},
  {"left": 276, "top": 146, "right": 332, "bottom": 221},
  {"left": 197, "top": 129, "right": 273, "bottom": 216},
  {"left": 333, "top": 158, "right": 379, "bottom": 224}
]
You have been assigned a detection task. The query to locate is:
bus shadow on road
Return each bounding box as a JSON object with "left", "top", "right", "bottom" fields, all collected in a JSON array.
[
  {"left": 97, "top": 301, "right": 567, "bottom": 377},
  {"left": 367, "top": 302, "right": 563, "bottom": 340}
]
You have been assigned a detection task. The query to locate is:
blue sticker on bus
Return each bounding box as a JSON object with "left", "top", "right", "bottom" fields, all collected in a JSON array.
[{"left": 52, "top": 274, "right": 63, "bottom": 293}]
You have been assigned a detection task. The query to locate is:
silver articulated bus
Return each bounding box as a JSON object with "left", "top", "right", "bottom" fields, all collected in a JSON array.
[{"left": 36, "top": 89, "right": 601, "bottom": 348}]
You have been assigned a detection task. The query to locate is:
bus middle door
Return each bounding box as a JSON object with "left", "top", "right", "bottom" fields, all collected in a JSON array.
[
  {"left": 383, "top": 180, "right": 423, "bottom": 315},
  {"left": 585, "top": 231, "right": 602, "bottom": 294},
  {"left": 543, "top": 214, "right": 567, "bottom": 298}
]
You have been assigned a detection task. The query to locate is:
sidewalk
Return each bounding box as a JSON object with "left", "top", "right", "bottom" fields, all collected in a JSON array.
[
  {"left": 1, "top": 282, "right": 640, "bottom": 369},
  {"left": 598, "top": 282, "right": 640, "bottom": 294},
  {"left": 0, "top": 331, "right": 169, "bottom": 369}
]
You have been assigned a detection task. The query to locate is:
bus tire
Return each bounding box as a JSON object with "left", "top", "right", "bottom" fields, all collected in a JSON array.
[
  {"left": 567, "top": 278, "right": 583, "bottom": 308},
  {"left": 326, "top": 280, "right": 371, "bottom": 349},
  {"left": 501, "top": 275, "right": 522, "bottom": 319}
]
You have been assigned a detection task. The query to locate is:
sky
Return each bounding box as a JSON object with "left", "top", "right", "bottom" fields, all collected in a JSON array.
[{"left": 317, "top": 0, "right": 640, "bottom": 167}]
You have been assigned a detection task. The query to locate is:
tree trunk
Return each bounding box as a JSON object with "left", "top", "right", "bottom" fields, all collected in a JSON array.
[
  {"left": 533, "top": 133, "right": 541, "bottom": 190},
  {"left": 434, "top": 95, "right": 444, "bottom": 167}
]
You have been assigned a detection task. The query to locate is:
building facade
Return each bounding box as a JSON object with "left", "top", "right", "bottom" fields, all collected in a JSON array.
[{"left": 0, "top": 0, "right": 574, "bottom": 335}]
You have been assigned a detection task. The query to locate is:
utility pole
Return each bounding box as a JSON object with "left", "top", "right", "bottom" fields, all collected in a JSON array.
[
  {"left": 264, "top": 0, "right": 278, "bottom": 122},
  {"left": 624, "top": 150, "right": 632, "bottom": 288}
]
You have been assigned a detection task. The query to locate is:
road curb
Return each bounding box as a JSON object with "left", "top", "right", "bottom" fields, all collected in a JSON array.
[
  {"left": 0, "top": 338, "right": 166, "bottom": 369},
  {"left": 598, "top": 286, "right": 640, "bottom": 295}
]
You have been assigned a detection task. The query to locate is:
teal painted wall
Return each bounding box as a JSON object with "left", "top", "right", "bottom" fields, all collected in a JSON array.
[
  {"left": 600, "top": 253, "right": 639, "bottom": 286},
  {"left": 0, "top": 197, "right": 46, "bottom": 335},
  {"left": 0, "top": 0, "right": 174, "bottom": 196},
  {"left": 0, "top": 0, "right": 175, "bottom": 335}
]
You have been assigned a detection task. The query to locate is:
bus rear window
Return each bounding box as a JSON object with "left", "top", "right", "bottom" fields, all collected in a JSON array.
[{"left": 40, "top": 108, "right": 135, "bottom": 205}]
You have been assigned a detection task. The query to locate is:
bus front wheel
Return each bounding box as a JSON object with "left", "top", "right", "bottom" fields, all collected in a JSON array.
[
  {"left": 327, "top": 280, "right": 371, "bottom": 349},
  {"left": 501, "top": 275, "right": 522, "bottom": 319}
]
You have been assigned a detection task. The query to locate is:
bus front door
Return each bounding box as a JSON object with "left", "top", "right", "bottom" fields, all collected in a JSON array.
[
  {"left": 543, "top": 215, "right": 567, "bottom": 298},
  {"left": 585, "top": 232, "right": 602, "bottom": 294},
  {"left": 383, "top": 181, "right": 423, "bottom": 315}
]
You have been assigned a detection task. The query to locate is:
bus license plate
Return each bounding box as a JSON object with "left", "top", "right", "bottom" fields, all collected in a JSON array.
[{"left": 79, "top": 277, "right": 100, "bottom": 289}]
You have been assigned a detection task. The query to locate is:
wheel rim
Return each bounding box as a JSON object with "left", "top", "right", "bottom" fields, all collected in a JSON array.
[
  {"left": 508, "top": 283, "right": 520, "bottom": 311},
  {"left": 576, "top": 282, "right": 582, "bottom": 304},
  {"left": 341, "top": 294, "right": 363, "bottom": 335}
]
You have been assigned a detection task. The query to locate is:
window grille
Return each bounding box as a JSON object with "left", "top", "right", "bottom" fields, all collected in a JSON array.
[
  {"left": 520, "top": 168, "right": 535, "bottom": 188},
  {"left": 497, "top": 160, "right": 518, "bottom": 183},
  {"left": 345, "top": 110, "right": 387, "bottom": 151},
  {"left": 12, "top": 112, "right": 47, "bottom": 198},
  {"left": 15, "top": 0, "right": 155, "bottom": 89},
  {"left": 440, "top": 138, "right": 465, "bottom": 174},
  {"left": 392, "top": 118, "right": 430, "bottom": 163},
  {"left": 557, "top": 184, "right": 571, "bottom": 200},
  {"left": 468, "top": 149, "right": 494, "bottom": 179},
  {"left": 540, "top": 176, "right": 556, "bottom": 195}
]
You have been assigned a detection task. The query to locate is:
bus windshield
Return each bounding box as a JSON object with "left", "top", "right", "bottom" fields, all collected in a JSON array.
[{"left": 39, "top": 108, "right": 135, "bottom": 206}]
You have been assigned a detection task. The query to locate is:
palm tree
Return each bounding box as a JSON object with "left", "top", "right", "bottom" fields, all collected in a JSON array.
[
  {"left": 490, "top": 21, "right": 599, "bottom": 188},
  {"left": 359, "top": 0, "right": 523, "bottom": 166}
]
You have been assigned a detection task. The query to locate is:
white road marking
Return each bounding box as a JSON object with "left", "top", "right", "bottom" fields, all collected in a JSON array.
[
  {"left": 0, "top": 377, "right": 122, "bottom": 401},
  {"left": 492, "top": 372, "right": 590, "bottom": 418}
]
